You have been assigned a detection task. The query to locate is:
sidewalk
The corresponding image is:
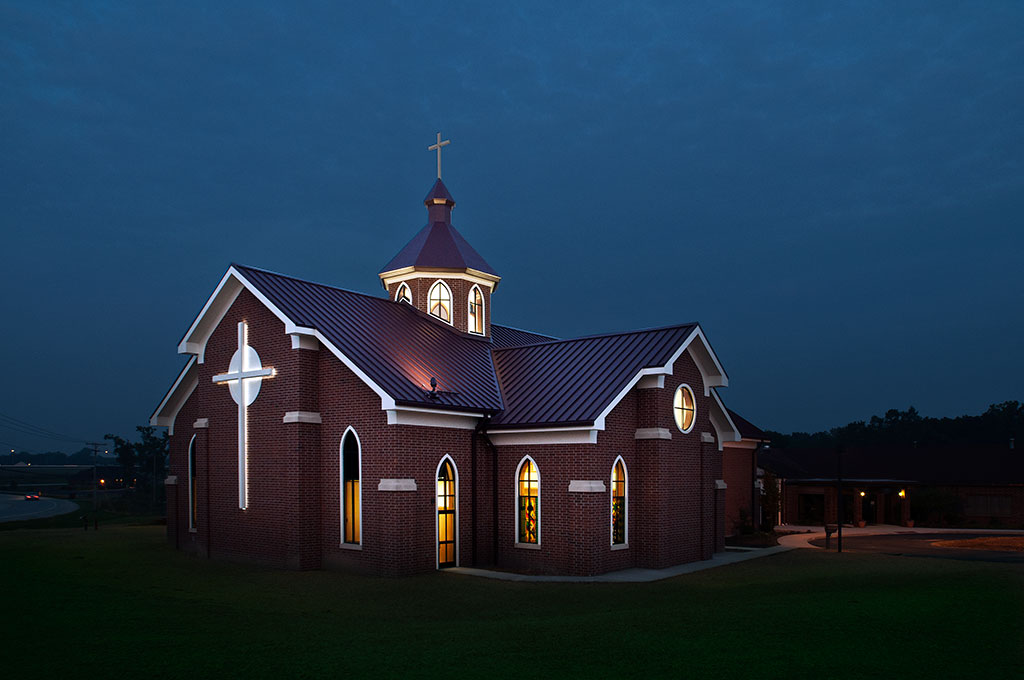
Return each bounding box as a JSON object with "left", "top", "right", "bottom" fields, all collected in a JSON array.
[{"left": 446, "top": 544, "right": 793, "bottom": 583}]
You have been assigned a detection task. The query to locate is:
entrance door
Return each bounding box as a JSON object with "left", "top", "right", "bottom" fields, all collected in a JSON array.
[{"left": 437, "top": 460, "right": 456, "bottom": 568}]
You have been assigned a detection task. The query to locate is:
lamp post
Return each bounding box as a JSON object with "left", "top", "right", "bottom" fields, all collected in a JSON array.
[{"left": 836, "top": 444, "right": 844, "bottom": 553}]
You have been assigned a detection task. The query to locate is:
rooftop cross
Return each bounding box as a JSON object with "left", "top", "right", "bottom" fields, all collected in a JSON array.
[{"left": 428, "top": 132, "right": 450, "bottom": 179}]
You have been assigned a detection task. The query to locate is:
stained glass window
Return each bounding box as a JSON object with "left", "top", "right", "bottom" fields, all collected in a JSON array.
[
  {"left": 518, "top": 458, "right": 539, "bottom": 544},
  {"left": 437, "top": 459, "right": 456, "bottom": 567},
  {"left": 342, "top": 430, "right": 360, "bottom": 544},
  {"left": 428, "top": 281, "right": 451, "bottom": 322},
  {"left": 468, "top": 286, "right": 484, "bottom": 334},
  {"left": 673, "top": 385, "right": 696, "bottom": 433},
  {"left": 611, "top": 459, "right": 626, "bottom": 545},
  {"left": 396, "top": 282, "right": 412, "bottom": 304}
]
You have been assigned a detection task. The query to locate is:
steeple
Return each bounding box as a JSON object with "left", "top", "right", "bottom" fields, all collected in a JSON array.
[{"left": 379, "top": 137, "right": 500, "bottom": 336}]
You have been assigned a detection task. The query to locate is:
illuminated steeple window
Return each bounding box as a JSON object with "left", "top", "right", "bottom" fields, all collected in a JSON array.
[
  {"left": 428, "top": 280, "right": 452, "bottom": 323},
  {"left": 396, "top": 282, "right": 412, "bottom": 304},
  {"left": 468, "top": 285, "right": 484, "bottom": 334}
]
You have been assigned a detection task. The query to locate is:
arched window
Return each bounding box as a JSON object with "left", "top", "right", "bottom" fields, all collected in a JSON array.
[
  {"left": 468, "top": 285, "right": 484, "bottom": 335},
  {"left": 436, "top": 457, "right": 457, "bottom": 568},
  {"left": 611, "top": 457, "right": 627, "bottom": 545},
  {"left": 395, "top": 282, "right": 412, "bottom": 304},
  {"left": 428, "top": 280, "right": 452, "bottom": 323},
  {"left": 517, "top": 457, "right": 540, "bottom": 545},
  {"left": 341, "top": 428, "right": 361, "bottom": 545},
  {"left": 673, "top": 385, "right": 696, "bottom": 433},
  {"left": 188, "top": 435, "right": 197, "bottom": 531}
]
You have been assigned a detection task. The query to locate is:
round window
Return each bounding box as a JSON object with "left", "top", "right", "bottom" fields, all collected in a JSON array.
[{"left": 673, "top": 385, "right": 696, "bottom": 433}]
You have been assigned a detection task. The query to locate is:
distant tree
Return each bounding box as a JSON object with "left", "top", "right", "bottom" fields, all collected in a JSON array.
[
  {"left": 772, "top": 402, "right": 1021, "bottom": 449},
  {"left": 104, "top": 426, "right": 169, "bottom": 507}
]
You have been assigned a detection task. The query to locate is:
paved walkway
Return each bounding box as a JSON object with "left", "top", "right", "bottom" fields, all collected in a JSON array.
[
  {"left": 447, "top": 544, "right": 793, "bottom": 583},
  {"left": 448, "top": 523, "right": 1024, "bottom": 583},
  {"left": 0, "top": 492, "right": 79, "bottom": 522}
]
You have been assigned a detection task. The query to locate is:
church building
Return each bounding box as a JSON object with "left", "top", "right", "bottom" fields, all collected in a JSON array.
[{"left": 152, "top": 139, "right": 745, "bottom": 576}]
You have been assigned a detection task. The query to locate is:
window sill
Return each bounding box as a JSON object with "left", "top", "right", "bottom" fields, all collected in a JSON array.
[
  {"left": 339, "top": 542, "right": 362, "bottom": 551},
  {"left": 515, "top": 542, "right": 541, "bottom": 550},
  {"left": 611, "top": 543, "right": 628, "bottom": 551},
  {"left": 189, "top": 528, "right": 197, "bottom": 534}
]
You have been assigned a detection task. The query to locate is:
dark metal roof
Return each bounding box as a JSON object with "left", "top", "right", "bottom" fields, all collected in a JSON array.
[
  {"left": 491, "top": 324, "right": 697, "bottom": 428},
  {"left": 224, "top": 266, "right": 707, "bottom": 429},
  {"left": 234, "top": 264, "right": 503, "bottom": 413},
  {"left": 379, "top": 179, "right": 498, "bottom": 276},
  {"left": 727, "top": 408, "right": 767, "bottom": 440},
  {"left": 423, "top": 178, "right": 455, "bottom": 204},
  {"left": 760, "top": 445, "right": 1024, "bottom": 486},
  {"left": 491, "top": 324, "right": 558, "bottom": 349}
]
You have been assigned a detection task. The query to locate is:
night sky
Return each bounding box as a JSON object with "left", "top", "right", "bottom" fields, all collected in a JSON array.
[{"left": 2, "top": 2, "right": 1022, "bottom": 453}]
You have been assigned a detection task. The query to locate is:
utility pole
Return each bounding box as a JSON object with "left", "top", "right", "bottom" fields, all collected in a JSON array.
[{"left": 87, "top": 442, "right": 103, "bottom": 531}]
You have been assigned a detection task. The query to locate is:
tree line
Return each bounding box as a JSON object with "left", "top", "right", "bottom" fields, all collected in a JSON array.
[{"left": 766, "top": 401, "right": 1022, "bottom": 449}]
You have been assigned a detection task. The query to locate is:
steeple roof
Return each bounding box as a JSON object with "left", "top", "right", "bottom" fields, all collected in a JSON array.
[{"left": 379, "top": 179, "right": 498, "bottom": 277}]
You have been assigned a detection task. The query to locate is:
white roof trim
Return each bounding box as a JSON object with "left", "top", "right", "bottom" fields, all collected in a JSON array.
[
  {"left": 591, "top": 324, "right": 729, "bottom": 431},
  {"left": 176, "top": 266, "right": 397, "bottom": 411},
  {"left": 149, "top": 357, "right": 198, "bottom": 436},
  {"left": 487, "top": 426, "right": 598, "bottom": 446},
  {"left": 709, "top": 389, "right": 742, "bottom": 451}
]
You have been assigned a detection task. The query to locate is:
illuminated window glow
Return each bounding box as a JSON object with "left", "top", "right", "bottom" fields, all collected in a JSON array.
[
  {"left": 673, "top": 385, "right": 696, "bottom": 433},
  {"left": 517, "top": 458, "right": 539, "bottom": 544},
  {"left": 468, "top": 285, "right": 484, "bottom": 334},
  {"left": 428, "top": 280, "right": 452, "bottom": 323},
  {"left": 342, "top": 429, "right": 361, "bottom": 544},
  {"left": 437, "top": 458, "right": 456, "bottom": 567},
  {"left": 611, "top": 458, "right": 626, "bottom": 545},
  {"left": 396, "top": 282, "right": 412, "bottom": 304}
]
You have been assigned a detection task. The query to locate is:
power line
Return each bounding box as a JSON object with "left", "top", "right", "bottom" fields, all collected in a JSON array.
[{"left": 0, "top": 411, "right": 89, "bottom": 444}]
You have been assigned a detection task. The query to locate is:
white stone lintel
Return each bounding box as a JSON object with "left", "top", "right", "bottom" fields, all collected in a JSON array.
[
  {"left": 701, "top": 432, "right": 715, "bottom": 443},
  {"left": 635, "top": 427, "right": 672, "bottom": 440},
  {"left": 716, "top": 479, "right": 728, "bottom": 490},
  {"left": 164, "top": 476, "right": 178, "bottom": 486},
  {"left": 193, "top": 418, "right": 209, "bottom": 429},
  {"left": 378, "top": 478, "right": 417, "bottom": 492},
  {"left": 283, "top": 411, "right": 322, "bottom": 424},
  {"left": 568, "top": 480, "right": 606, "bottom": 493}
]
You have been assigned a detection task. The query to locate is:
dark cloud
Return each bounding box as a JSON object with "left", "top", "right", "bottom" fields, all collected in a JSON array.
[{"left": 1, "top": 1, "right": 1021, "bottom": 450}]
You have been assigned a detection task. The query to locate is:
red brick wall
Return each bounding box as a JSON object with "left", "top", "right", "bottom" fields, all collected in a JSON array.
[
  {"left": 164, "top": 288, "right": 727, "bottom": 576},
  {"left": 722, "top": 446, "right": 754, "bottom": 535},
  {"left": 386, "top": 277, "right": 492, "bottom": 337}
]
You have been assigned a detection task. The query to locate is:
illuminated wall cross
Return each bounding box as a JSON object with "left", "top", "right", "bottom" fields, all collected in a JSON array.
[
  {"left": 428, "top": 132, "right": 450, "bottom": 179},
  {"left": 212, "top": 321, "right": 275, "bottom": 510}
]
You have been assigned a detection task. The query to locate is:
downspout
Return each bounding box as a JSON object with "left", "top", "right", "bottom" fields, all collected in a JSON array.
[
  {"left": 476, "top": 416, "right": 500, "bottom": 564},
  {"left": 699, "top": 438, "right": 705, "bottom": 558},
  {"left": 205, "top": 429, "right": 212, "bottom": 559},
  {"left": 470, "top": 419, "right": 479, "bottom": 566}
]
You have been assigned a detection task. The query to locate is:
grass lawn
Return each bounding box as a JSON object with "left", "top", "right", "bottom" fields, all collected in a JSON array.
[{"left": 3, "top": 527, "right": 1022, "bottom": 679}]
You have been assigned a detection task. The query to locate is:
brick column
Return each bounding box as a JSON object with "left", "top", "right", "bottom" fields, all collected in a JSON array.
[{"left": 285, "top": 338, "right": 322, "bottom": 570}]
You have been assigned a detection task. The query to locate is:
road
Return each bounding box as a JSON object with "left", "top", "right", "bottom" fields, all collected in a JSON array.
[
  {"left": 0, "top": 492, "right": 79, "bottom": 522},
  {"left": 808, "top": 532, "right": 1024, "bottom": 564}
]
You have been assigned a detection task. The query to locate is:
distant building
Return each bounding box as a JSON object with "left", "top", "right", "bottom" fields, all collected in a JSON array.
[
  {"left": 721, "top": 409, "right": 768, "bottom": 535},
  {"left": 152, "top": 160, "right": 750, "bottom": 576},
  {"left": 760, "top": 443, "right": 1024, "bottom": 528}
]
